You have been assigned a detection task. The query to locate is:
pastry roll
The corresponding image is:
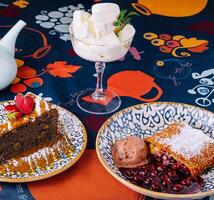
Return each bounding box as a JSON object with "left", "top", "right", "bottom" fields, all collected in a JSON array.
[{"left": 145, "top": 123, "right": 214, "bottom": 176}]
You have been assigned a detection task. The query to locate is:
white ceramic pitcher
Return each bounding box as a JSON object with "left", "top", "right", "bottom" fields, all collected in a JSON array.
[{"left": 0, "top": 20, "right": 26, "bottom": 91}]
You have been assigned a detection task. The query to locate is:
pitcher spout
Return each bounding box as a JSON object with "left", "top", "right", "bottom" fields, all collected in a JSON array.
[{"left": 0, "top": 20, "right": 26, "bottom": 56}]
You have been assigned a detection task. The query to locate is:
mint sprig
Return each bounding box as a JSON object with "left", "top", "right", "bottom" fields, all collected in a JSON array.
[{"left": 114, "top": 10, "right": 139, "bottom": 34}]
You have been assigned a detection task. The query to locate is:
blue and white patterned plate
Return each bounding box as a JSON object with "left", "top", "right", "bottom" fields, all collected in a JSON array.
[
  {"left": 0, "top": 102, "right": 87, "bottom": 182},
  {"left": 96, "top": 102, "right": 214, "bottom": 199}
]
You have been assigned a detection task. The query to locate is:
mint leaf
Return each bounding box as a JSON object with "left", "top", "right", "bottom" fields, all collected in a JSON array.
[
  {"left": 114, "top": 10, "right": 127, "bottom": 27},
  {"left": 113, "top": 21, "right": 119, "bottom": 26},
  {"left": 124, "top": 17, "right": 131, "bottom": 25},
  {"left": 126, "top": 11, "right": 139, "bottom": 18},
  {"left": 118, "top": 10, "right": 127, "bottom": 21},
  {"left": 114, "top": 10, "right": 139, "bottom": 35}
]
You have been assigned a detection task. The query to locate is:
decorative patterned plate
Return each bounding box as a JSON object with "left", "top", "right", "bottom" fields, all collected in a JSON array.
[
  {"left": 96, "top": 102, "right": 214, "bottom": 199},
  {"left": 0, "top": 102, "right": 87, "bottom": 182}
]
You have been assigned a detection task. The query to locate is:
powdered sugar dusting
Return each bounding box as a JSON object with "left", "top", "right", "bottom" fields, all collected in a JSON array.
[
  {"left": 44, "top": 101, "right": 50, "bottom": 111},
  {"left": 160, "top": 125, "right": 214, "bottom": 159},
  {"left": 7, "top": 121, "right": 13, "bottom": 130},
  {"left": 34, "top": 97, "right": 42, "bottom": 116}
]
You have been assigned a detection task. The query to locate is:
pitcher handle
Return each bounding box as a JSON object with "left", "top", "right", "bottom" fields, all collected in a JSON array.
[
  {"left": 137, "top": 84, "right": 163, "bottom": 102},
  {"left": 131, "top": 3, "right": 152, "bottom": 16}
]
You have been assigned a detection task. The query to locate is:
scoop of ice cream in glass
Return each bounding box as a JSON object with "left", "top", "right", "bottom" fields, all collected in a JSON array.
[{"left": 69, "top": 3, "right": 136, "bottom": 114}]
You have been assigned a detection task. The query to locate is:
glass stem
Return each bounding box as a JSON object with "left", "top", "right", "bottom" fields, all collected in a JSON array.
[{"left": 92, "top": 62, "right": 105, "bottom": 100}]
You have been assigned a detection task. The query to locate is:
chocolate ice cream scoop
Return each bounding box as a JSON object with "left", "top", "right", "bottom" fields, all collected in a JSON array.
[{"left": 112, "top": 136, "right": 148, "bottom": 168}]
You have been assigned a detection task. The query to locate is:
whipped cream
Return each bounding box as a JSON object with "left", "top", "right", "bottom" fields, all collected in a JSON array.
[{"left": 70, "top": 3, "right": 135, "bottom": 62}]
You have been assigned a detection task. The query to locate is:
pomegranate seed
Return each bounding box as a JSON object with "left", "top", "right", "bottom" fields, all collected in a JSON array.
[
  {"left": 171, "top": 171, "right": 179, "bottom": 180},
  {"left": 168, "top": 155, "right": 175, "bottom": 161},
  {"left": 144, "top": 178, "right": 151, "bottom": 185},
  {"left": 141, "top": 165, "right": 147, "bottom": 170},
  {"left": 179, "top": 165, "right": 190, "bottom": 175},
  {"left": 150, "top": 164, "right": 155, "bottom": 170},
  {"left": 151, "top": 183, "right": 161, "bottom": 191},
  {"left": 119, "top": 152, "right": 205, "bottom": 194},
  {"left": 155, "top": 153, "right": 163, "bottom": 161},
  {"left": 197, "top": 176, "right": 204, "bottom": 185},
  {"left": 136, "top": 175, "right": 143, "bottom": 181},
  {"left": 157, "top": 163, "right": 164, "bottom": 171},
  {"left": 182, "top": 165, "right": 189, "bottom": 170},
  {"left": 148, "top": 177, "right": 154, "bottom": 183},
  {"left": 133, "top": 176, "right": 140, "bottom": 182},
  {"left": 172, "top": 183, "right": 183, "bottom": 192},
  {"left": 162, "top": 155, "right": 167, "bottom": 160},
  {"left": 151, "top": 171, "right": 156, "bottom": 176},
  {"left": 156, "top": 152, "right": 163, "bottom": 158},
  {"left": 157, "top": 171, "right": 164, "bottom": 177},
  {"left": 181, "top": 178, "right": 191, "bottom": 187},
  {"left": 189, "top": 176, "right": 197, "bottom": 182},
  {"left": 170, "top": 163, "right": 178, "bottom": 170},
  {"left": 161, "top": 175, "right": 171, "bottom": 184},
  {"left": 167, "top": 171, "right": 173, "bottom": 177},
  {"left": 156, "top": 157, "right": 162, "bottom": 162},
  {"left": 163, "top": 159, "right": 171, "bottom": 165},
  {"left": 139, "top": 171, "right": 146, "bottom": 177},
  {"left": 129, "top": 169, "right": 138, "bottom": 175},
  {"left": 123, "top": 171, "right": 133, "bottom": 179},
  {"left": 162, "top": 180, "right": 168, "bottom": 187}
]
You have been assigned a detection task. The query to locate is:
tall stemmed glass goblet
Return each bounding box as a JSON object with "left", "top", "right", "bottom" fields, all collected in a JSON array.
[{"left": 70, "top": 24, "right": 134, "bottom": 114}]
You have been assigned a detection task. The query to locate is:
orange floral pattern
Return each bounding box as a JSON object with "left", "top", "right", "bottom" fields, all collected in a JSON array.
[
  {"left": 47, "top": 61, "right": 81, "bottom": 78},
  {"left": 11, "top": 59, "right": 81, "bottom": 93}
]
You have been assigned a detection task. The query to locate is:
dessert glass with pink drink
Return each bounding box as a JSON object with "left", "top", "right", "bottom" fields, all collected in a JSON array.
[{"left": 70, "top": 3, "right": 136, "bottom": 114}]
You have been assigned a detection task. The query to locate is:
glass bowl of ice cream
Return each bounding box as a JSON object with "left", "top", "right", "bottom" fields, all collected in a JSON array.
[
  {"left": 70, "top": 22, "right": 134, "bottom": 62},
  {"left": 69, "top": 3, "right": 136, "bottom": 114}
]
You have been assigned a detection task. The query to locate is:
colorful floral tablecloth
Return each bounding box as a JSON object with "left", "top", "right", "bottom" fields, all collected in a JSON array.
[{"left": 0, "top": 0, "right": 213, "bottom": 199}]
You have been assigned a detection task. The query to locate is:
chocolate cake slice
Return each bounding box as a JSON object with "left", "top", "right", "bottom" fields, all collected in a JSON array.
[{"left": 0, "top": 93, "right": 61, "bottom": 164}]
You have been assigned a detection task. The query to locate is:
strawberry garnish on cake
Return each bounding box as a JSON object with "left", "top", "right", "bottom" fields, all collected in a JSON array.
[
  {"left": 5, "top": 93, "right": 35, "bottom": 120},
  {"left": 15, "top": 93, "right": 35, "bottom": 115},
  {"left": 4, "top": 105, "right": 23, "bottom": 120}
]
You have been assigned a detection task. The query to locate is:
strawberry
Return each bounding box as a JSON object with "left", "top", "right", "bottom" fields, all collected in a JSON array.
[
  {"left": 4, "top": 105, "right": 19, "bottom": 112},
  {"left": 14, "top": 111, "right": 23, "bottom": 118},
  {"left": 14, "top": 93, "right": 35, "bottom": 115},
  {"left": 7, "top": 111, "right": 23, "bottom": 121}
]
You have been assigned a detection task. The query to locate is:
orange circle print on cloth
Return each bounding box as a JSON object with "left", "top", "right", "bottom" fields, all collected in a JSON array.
[
  {"left": 131, "top": 0, "right": 208, "bottom": 17},
  {"left": 143, "top": 32, "right": 209, "bottom": 57}
]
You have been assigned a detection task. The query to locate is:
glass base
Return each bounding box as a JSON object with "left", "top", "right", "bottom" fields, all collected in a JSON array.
[{"left": 76, "top": 88, "right": 121, "bottom": 115}]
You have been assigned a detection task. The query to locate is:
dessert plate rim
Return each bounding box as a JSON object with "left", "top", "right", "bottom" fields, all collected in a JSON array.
[
  {"left": 96, "top": 102, "right": 214, "bottom": 199},
  {"left": 0, "top": 101, "right": 87, "bottom": 182}
]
